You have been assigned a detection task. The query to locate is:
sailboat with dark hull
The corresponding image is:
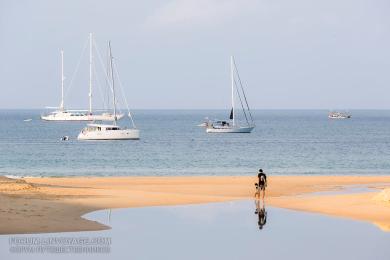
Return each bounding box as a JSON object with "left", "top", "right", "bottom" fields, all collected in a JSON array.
[{"left": 205, "top": 56, "right": 255, "bottom": 133}]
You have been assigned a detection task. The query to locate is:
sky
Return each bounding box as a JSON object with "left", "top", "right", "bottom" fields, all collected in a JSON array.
[{"left": 0, "top": 0, "right": 389, "bottom": 109}]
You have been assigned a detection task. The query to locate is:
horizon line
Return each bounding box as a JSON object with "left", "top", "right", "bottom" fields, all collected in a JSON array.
[{"left": 1, "top": 108, "right": 390, "bottom": 111}]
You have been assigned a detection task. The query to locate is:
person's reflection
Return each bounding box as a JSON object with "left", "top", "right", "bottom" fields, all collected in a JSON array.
[{"left": 255, "top": 199, "right": 267, "bottom": 230}]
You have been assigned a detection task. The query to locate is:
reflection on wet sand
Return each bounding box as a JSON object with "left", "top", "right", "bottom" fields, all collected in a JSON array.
[
  {"left": 1, "top": 201, "right": 389, "bottom": 260},
  {"left": 255, "top": 199, "right": 267, "bottom": 230}
]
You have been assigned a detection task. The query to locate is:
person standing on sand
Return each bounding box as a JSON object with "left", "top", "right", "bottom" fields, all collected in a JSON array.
[{"left": 257, "top": 169, "right": 267, "bottom": 200}]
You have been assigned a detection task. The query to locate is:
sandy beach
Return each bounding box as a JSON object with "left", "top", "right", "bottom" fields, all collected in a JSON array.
[{"left": 0, "top": 175, "right": 390, "bottom": 234}]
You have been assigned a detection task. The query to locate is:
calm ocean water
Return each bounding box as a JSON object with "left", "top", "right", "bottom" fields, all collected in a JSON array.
[{"left": 0, "top": 109, "right": 390, "bottom": 177}]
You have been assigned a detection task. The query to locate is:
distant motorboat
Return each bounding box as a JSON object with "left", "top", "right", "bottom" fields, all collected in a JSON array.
[
  {"left": 205, "top": 56, "right": 255, "bottom": 133},
  {"left": 23, "top": 119, "right": 32, "bottom": 122},
  {"left": 328, "top": 111, "right": 351, "bottom": 119}
]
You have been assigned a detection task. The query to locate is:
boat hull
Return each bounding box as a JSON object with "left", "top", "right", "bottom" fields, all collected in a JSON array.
[
  {"left": 77, "top": 129, "right": 140, "bottom": 140},
  {"left": 328, "top": 116, "right": 351, "bottom": 119},
  {"left": 206, "top": 126, "right": 254, "bottom": 133},
  {"left": 41, "top": 113, "right": 124, "bottom": 121}
]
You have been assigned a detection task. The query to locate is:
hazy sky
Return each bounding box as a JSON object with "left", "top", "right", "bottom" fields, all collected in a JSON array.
[{"left": 1, "top": 0, "right": 389, "bottom": 109}]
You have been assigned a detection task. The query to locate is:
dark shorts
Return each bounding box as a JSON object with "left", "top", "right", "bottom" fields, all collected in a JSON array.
[{"left": 259, "top": 184, "right": 265, "bottom": 191}]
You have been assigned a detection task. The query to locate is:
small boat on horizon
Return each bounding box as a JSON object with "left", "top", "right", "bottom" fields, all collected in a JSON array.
[
  {"left": 204, "top": 56, "right": 255, "bottom": 133},
  {"left": 328, "top": 111, "right": 351, "bottom": 119}
]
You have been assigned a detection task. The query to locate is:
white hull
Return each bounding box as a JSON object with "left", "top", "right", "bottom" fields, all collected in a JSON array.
[
  {"left": 206, "top": 126, "right": 254, "bottom": 133},
  {"left": 78, "top": 128, "right": 139, "bottom": 140},
  {"left": 328, "top": 111, "right": 351, "bottom": 119},
  {"left": 41, "top": 112, "right": 124, "bottom": 121},
  {"left": 328, "top": 116, "right": 351, "bottom": 119}
]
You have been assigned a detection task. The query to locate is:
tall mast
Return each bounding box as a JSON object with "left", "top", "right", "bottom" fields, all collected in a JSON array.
[
  {"left": 108, "top": 41, "right": 117, "bottom": 125},
  {"left": 231, "top": 56, "right": 235, "bottom": 126},
  {"left": 60, "top": 50, "right": 64, "bottom": 111},
  {"left": 89, "top": 33, "right": 93, "bottom": 114}
]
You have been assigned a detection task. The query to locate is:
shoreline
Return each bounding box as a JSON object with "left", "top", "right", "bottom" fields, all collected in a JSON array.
[
  {"left": 1, "top": 175, "right": 390, "bottom": 234},
  {"left": 5, "top": 172, "right": 390, "bottom": 178}
]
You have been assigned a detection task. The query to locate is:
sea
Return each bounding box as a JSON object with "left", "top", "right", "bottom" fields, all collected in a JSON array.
[{"left": 1, "top": 109, "right": 390, "bottom": 177}]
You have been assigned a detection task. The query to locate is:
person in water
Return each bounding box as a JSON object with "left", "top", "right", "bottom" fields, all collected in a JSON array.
[{"left": 256, "top": 169, "right": 267, "bottom": 200}]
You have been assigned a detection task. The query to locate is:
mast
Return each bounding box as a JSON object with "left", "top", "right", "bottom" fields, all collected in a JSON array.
[
  {"left": 108, "top": 41, "right": 117, "bottom": 125},
  {"left": 231, "top": 56, "right": 235, "bottom": 126},
  {"left": 89, "top": 33, "right": 93, "bottom": 114},
  {"left": 60, "top": 50, "right": 64, "bottom": 111}
]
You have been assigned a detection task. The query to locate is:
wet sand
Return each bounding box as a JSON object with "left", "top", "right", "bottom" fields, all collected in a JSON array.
[{"left": 0, "top": 175, "right": 390, "bottom": 234}]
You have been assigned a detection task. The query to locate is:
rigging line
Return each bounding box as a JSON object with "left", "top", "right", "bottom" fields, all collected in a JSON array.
[
  {"left": 113, "top": 60, "right": 136, "bottom": 128},
  {"left": 234, "top": 64, "right": 253, "bottom": 124},
  {"left": 106, "top": 45, "right": 124, "bottom": 115},
  {"left": 93, "top": 39, "right": 117, "bottom": 109},
  {"left": 92, "top": 62, "right": 108, "bottom": 110},
  {"left": 234, "top": 77, "right": 249, "bottom": 125},
  {"left": 93, "top": 39, "right": 114, "bottom": 93},
  {"left": 93, "top": 39, "right": 134, "bottom": 127},
  {"left": 108, "top": 41, "right": 117, "bottom": 125},
  {"left": 232, "top": 59, "right": 254, "bottom": 124},
  {"left": 64, "top": 38, "right": 89, "bottom": 100},
  {"left": 94, "top": 44, "right": 121, "bottom": 115},
  {"left": 106, "top": 47, "right": 111, "bottom": 113},
  {"left": 93, "top": 40, "right": 124, "bottom": 115}
]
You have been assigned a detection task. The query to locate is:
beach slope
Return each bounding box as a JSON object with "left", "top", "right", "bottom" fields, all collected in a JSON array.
[{"left": 0, "top": 176, "right": 389, "bottom": 234}]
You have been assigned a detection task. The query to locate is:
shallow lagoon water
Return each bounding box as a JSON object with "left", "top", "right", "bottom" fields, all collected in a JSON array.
[{"left": 1, "top": 200, "right": 389, "bottom": 260}]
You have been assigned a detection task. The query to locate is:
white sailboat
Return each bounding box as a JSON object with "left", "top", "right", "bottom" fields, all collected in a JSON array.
[
  {"left": 77, "top": 41, "right": 139, "bottom": 140},
  {"left": 206, "top": 56, "right": 255, "bottom": 133},
  {"left": 41, "top": 33, "right": 124, "bottom": 121}
]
